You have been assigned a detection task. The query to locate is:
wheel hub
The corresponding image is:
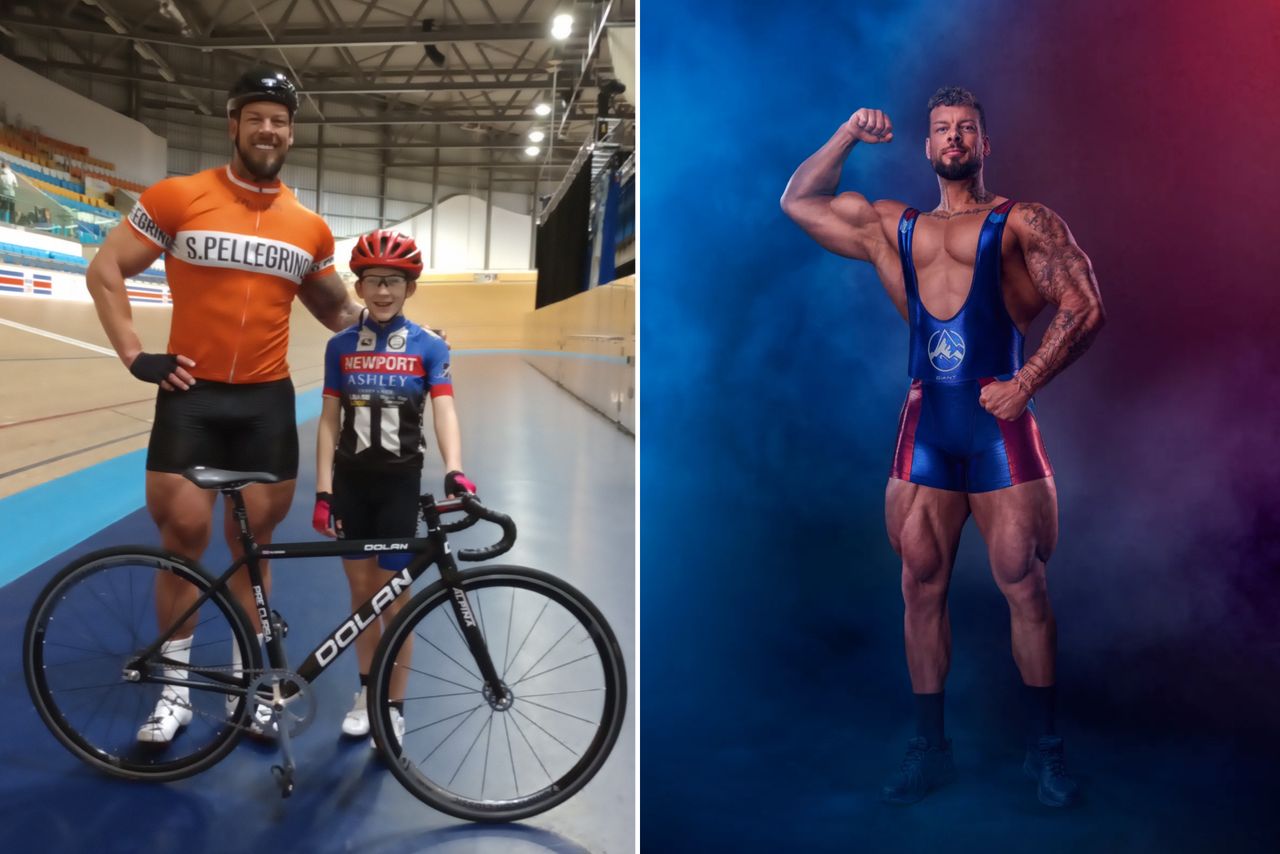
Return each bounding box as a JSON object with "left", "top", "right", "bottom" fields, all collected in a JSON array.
[{"left": 483, "top": 680, "right": 514, "bottom": 711}]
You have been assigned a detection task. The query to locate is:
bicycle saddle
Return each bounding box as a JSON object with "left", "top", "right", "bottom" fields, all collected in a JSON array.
[{"left": 184, "top": 466, "right": 281, "bottom": 490}]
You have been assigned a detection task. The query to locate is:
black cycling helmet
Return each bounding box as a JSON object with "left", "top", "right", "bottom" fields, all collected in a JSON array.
[{"left": 226, "top": 68, "right": 299, "bottom": 116}]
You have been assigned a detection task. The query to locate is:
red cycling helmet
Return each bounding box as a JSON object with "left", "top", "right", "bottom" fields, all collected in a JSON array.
[{"left": 350, "top": 229, "right": 423, "bottom": 279}]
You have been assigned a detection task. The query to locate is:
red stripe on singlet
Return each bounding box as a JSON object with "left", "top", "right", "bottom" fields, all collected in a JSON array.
[
  {"left": 891, "top": 380, "right": 924, "bottom": 480},
  {"left": 977, "top": 378, "right": 1053, "bottom": 484}
]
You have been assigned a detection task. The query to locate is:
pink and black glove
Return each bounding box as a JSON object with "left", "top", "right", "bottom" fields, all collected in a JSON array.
[
  {"left": 313, "top": 492, "right": 336, "bottom": 537},
  {"left": 444, "top": 470, "right": 476, "bottom": 497}
]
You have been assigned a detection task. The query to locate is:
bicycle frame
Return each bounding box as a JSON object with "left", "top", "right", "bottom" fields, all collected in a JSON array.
[{"left": 133, "top": 490, "right": 508, "bottom": 704}]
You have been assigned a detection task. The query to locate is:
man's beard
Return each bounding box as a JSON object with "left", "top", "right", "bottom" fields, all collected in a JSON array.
[
  {"left": 234, "top": 136, "right": 287, "bottom": 181},
  {"left": 932, "top": 154, "right": 981, "bottom": 181}
]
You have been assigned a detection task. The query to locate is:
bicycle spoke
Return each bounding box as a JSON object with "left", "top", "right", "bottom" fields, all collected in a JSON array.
[
  {"left": 448, "top": 713, "right": 494, "bottom": 786},
  {"left": 420, "top": 704, "right": 486, "bottom": 765},
  {"left": 510, "top": 623, "right": 576, "bottom": 686},
  {"left": 516, "top": 696, "right": 600, "bottom": 727},
  {"left": 61, "top": 595, "right": 120, "bottom": 660},
  {"left": 519, "top": 687, "right": 605, "bottom": 699},
  {"left": 52, "top": 679, "right": 134, "bottom": 694},
  {"left": 80, "top": 680, "right": 123, "bottom": 742},
  {"left": 504, "top": 713, "right": 519, "bottom": 797},
  {"left": 502, "top": 587, "right": 515, "bottom": 678},
  {"left": 407, "top": 702, "right": 487, "bottom": 736},
  {"left": 392, "top": 660, "right": 479, "bottom": 694},
  {"left": 481, "top": 710, "right": 495, "bottom": 799},
  {"left": 57, "top": 683, "right": 122, "bottom": 720},
  {"left": 127, "top": 568, "right": 143, "bottom": 649},
  {"left": 503, "top": 599, "right": 551, "bottom": 682},
  {"left": 107, "top": 568, "right": 139, "bottom": 652},
  {"left": 511, "top": 705, "right": 579, "bottom": 759},
  {"left": 507, "top": 708, "right": 554, "bottom": 783},
  {"left": 89, "top": 584, "right": 140, "bottom": 642},
  {"left": 401, "top": 689, "right": 479, "bottom": 701},
  {"left": 513, "top": 652, "right": 601, "bottom": 687},
  {"left": 417, "top": 634, "right": 481, "bottom": 683},
  {"left": 43, "top": 640, "right": 126, "bottom": 659},
  {"left": 42, "top": 654, "right": 127, "bottom": 672}
]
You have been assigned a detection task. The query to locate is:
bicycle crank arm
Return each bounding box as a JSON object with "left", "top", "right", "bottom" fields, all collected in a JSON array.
[{"left": 272, "top": 713, "right": 297, "bottom": 798}]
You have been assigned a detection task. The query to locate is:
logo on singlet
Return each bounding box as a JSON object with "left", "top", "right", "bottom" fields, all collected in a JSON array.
[{"left": 928, "top": 329, "right": 965, "bottom": 373}]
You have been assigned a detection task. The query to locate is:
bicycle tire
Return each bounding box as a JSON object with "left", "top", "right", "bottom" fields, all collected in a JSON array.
[
  {"left": 368, "top": 565, "right": 627, "bottom": 822},
  {"left": 23, "top": 546, "right": 261, "bottom": 781}
]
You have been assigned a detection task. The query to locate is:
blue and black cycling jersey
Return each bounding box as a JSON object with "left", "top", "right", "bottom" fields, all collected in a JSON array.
[{"left": 322, "top": 314, "right": 452, "bottom": 471}]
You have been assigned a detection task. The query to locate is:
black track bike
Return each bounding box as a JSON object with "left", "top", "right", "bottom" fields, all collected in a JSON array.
[{"left": 23, "top": 466, "right": 627, "bottom": 823}]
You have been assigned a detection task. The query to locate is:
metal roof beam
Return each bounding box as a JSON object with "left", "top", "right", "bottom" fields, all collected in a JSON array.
[{"left": 0, "top": 19, "right": 553, "bottom": 49}]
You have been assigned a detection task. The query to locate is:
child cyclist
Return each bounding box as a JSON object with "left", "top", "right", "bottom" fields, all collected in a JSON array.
[{"left": 312, "top": 229, "right": 476, "bottom": 744}]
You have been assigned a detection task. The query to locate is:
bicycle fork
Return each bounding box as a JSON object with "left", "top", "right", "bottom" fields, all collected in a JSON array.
[{"left": 436, "top": 547, "right": 510, "bottom": 708}]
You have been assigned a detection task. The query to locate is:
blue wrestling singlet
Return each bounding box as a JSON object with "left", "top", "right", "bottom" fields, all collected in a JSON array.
[{"left": 890, "top": 200, "right": 1053, "bottom": 493}]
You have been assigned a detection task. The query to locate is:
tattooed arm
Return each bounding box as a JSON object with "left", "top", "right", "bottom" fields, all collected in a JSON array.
[
  {"left": 1010, "top": 203, "right": 1106, "bottom": 395},
  {"left": 977, "top": 202, "right": 1105, "bottom": 420}
]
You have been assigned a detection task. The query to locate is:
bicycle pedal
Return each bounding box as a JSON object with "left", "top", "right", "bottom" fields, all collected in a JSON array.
[{"left": 270, "top": 764, "right": 294, "bottom": 798}]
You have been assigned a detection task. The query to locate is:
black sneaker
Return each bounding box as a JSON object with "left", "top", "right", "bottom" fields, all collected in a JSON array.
[
  {"left": 1023, "top": 735, "right": 1079, "bottom": 807},
  {"left": 881, "top": 736, "right": 957, "bottom": 804}
]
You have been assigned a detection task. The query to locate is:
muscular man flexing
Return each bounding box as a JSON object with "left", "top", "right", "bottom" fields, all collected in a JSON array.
[{"left": 781, "top": 87, "right": 1104, "bottom": 807}]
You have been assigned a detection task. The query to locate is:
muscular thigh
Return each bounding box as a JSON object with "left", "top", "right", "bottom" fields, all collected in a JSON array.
[
  {"left": 885, "top": 478, "right": 971, "bottom": 584},
  {"left": 968, "top": 476, "right": 1058, "bottom": 583}
]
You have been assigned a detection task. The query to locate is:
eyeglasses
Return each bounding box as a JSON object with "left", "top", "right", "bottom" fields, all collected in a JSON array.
[{"left": 358, "top": 274, "right": 407, "bottom": 288}]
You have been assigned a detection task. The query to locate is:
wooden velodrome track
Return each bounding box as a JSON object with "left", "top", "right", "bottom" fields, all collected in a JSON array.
[
  {"left": 0, "top": 290, "right": 635, "bottom": 852},
  {"left": 0, "top": 292, "right": 331, "bottom": 499}
]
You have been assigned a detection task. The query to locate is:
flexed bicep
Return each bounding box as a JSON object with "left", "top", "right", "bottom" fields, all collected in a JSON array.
[{"left": 782, "top": 189, "right": 886, "bottom": 260}]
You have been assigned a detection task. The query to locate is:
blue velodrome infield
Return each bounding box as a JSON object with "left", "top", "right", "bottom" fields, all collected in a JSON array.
[
  {"left": 0, "top": 388, "right": 326, "bottom": 587},
  {"left": 0, "top": 347, "right": 630, "bottom": 587}
]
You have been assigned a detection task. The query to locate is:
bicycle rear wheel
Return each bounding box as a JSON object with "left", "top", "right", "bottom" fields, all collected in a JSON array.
[
  {"left": 368, "top": 566, "right": 627, "bottom": 822},
  {"left": 23, "top": 546, "right": 261, "bottom": 781}
]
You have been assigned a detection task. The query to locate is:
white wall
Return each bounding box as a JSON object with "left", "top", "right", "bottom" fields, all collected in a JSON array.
[
  {"left": 332, "top": 193, "right": 532, "bottom": 273},
  {"left": 0, "top": 56, "right": 167, "bottom": 186}
]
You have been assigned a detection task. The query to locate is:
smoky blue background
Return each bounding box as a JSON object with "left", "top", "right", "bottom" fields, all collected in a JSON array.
[{"left": 640, "top": 0, "right": 1280, "bottom": 851}]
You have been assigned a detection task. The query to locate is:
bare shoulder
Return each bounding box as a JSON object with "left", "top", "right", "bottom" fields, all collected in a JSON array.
[
  {"left": 1008, "top": 201, "right": 1077, "bottom": 245},
  {"left": 871, "top": 198, "right": 910, "bottom": 219},
  {"left": 870, "top": 198, "right": 910, "bottom": 239}
]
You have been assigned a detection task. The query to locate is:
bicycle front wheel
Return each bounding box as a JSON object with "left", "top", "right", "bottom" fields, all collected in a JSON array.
[
  {"left": 368, "top": 566, "right": 627, "bottom": 822},
  {"left": 23, "top": 546, "right": 261, "bottom": 781}
]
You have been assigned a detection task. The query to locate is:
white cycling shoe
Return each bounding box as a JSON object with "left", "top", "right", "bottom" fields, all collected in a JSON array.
[
  {"left": 373, "top": 707, "right": 405, "bottom": 750},
  {"left": 137, "top": 690, "right": 193, "bottom": 744},
  {"left": 342, "top": 689, "right": 370, "bottom": 738},
  {"left": 344, "top": 689, "right": 405, "bottom": 748},
  {"left": 386, "top": 707, "right": 405, "bottom": 748}
]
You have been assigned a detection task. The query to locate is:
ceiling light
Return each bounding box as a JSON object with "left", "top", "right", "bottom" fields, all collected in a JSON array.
[
  {"left": 528, "top": 130, "right": 545, "bottom": 143},
  {"left": 525, "top": 146, "right": 541, "bottom": 157},
  {"left": 551, "top": 14, "right": 573, "bottom": 40},
  {"left": 534, "top": 102, "right": 552, "bottom": 117}
]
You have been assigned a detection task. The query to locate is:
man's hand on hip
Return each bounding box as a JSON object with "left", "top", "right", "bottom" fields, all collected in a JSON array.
[
  {"left": 128, "top": 351, "right": 197, "bottom": 391},
  {"left": 979, "top": 379, "right": 1030, "bottom": 421}
]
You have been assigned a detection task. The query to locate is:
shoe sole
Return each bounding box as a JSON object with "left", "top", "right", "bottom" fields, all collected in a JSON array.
[
  {"left": 1024, "top": 758, "right": 1077, "bottom": 807},
  {"left": 880, "top": 767, "right": 958, "bottom": 805}
]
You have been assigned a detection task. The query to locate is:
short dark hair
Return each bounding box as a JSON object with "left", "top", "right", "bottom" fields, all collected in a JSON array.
[{"left": 926, "top": 86, "right": 986, "bottom": 135}]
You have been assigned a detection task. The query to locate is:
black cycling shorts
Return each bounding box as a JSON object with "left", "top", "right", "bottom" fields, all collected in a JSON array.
[
  {"left": 147, "top": 378, "right": 299, "bottom": 478},
  {"left": 332, "top": 465, "right": 422, "bottom": 542}
]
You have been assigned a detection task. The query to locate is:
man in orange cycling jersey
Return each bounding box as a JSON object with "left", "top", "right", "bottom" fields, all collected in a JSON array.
[{"left": 86, "top": 68, "right": 363, "bottom": 743}]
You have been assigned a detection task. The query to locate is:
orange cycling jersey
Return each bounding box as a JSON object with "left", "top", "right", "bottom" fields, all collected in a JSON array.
[{"left": 126, "top": 165, "right": 336, "bottom": 383}]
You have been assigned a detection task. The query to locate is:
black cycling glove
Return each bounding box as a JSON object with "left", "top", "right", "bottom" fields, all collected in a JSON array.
[{"left": 129, "top": 352, "right": 179, "bottom": 384}]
